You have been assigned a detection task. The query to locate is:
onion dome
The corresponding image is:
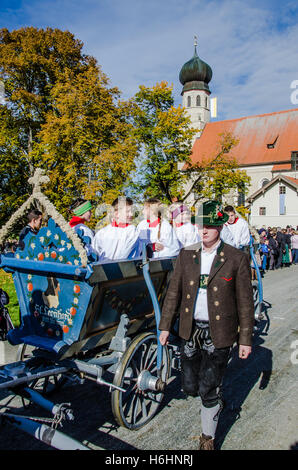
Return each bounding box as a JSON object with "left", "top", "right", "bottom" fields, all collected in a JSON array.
[{"left": 179, "top": 42, "right": 212, "bottom": 94}]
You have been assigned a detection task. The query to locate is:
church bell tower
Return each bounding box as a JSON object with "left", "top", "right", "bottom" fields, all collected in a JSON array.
[{"left": 179, "top": 37, "right": 213, "bottom": 141}]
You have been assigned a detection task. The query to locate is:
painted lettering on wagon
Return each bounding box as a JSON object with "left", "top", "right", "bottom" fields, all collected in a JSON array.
[{"left": 34, "top": 303, "right": 73, "bottom": 332}]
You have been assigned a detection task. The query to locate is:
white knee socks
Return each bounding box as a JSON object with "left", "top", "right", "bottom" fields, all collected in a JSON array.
[{"left": 201, "top": 403, "right": 221, "bottom": 438}]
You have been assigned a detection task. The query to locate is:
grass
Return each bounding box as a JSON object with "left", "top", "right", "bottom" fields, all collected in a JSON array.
[{"left": 0, "top": 269, "right": 20, "bottom": 327}]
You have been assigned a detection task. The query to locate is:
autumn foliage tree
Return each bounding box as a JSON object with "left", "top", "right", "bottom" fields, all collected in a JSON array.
[
  {"left": 130, "top": 81, "right": 196, "bottom": 203},
  {"left": 182, "top": 132, "right": 251, "bottom": 204},
  {"left": 37, "top": 65, "right": 138, "bottom": 213},
  {"left": 0, "top": 27, "right": 138, "bottom": 226}
]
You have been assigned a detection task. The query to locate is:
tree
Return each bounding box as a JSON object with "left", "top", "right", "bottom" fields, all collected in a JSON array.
[
  {"left": 37, "top": 65, "right": 138, "bottom": 216},
  {"left": 182, "top": 132, "right": 250, "bottom": 204},
  {"left": 131, "top": 81, "right": 196, "bottom": 203},
  {"left": 0, "top": 27, "right": 138, "bottom": 227}
]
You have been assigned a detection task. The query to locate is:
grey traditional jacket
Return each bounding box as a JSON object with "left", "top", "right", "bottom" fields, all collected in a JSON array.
[{"left": 159, "top": 240, "right": 255, "bottom": 349}]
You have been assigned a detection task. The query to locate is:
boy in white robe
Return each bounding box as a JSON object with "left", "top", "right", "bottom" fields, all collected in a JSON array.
[
  {"left": 137, "top": 198, "right": 180, "bottom": 258},
  {"left": 92, "top": 197, "right": 140, "bottom": 261},
  {"left": 169, "top": 203, "right": 200, "bottom": 248},
  {"left": 224, "top": 205, "right": 250, "bottom": 249}
]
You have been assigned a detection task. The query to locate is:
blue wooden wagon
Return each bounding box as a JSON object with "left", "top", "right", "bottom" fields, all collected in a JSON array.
[
  {"left": 0, "top": 170, "right": 181, "bottom": 450},
  {"left": 0, "top": 170, "right": 263, "bottom": 450}
]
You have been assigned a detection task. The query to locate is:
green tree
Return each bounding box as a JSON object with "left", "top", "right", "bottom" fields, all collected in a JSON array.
[
  {"left": 0, "top": 27, "right": 138, "bottom": 226},
  {"left": 182, "top": 132, "right": 250, "bottom": 203},
  {"left": 131, "top": 81, "right": 196, "bottom": 203},
  {"left": 38, "top": 65, "right": 138, "bottom": 216}
]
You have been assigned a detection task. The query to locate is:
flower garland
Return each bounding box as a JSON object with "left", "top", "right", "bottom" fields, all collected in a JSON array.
[{"left": 0, "top": 168, "right": 88, "bottom": 267}]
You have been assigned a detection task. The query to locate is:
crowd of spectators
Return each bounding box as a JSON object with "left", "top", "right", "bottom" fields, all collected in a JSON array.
[{"left": 255, "top": 225, "right": 298, "bottom": 273}]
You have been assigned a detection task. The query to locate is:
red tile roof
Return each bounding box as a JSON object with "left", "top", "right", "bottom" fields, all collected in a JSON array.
[
  {"left": 284, "top": 175, "right": 298, "bottom": 186},
  {"left": 272, "top": 163, "right": 292, "bottom": 171},
  {"left": 190, "top": 108, "right": 298, "bottom": 167}
]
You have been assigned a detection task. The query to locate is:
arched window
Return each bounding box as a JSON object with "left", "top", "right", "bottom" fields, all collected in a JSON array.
[
  {"left": 187, "top": 96, "right": 191, "bottom": 107},
  {"left": 260, "top": 178, "right": 270, "bottom": 188},
  {"left": 205, "top": 96, "right": 208, "bottom": 108},
  {"left": 196, "top": 95, "right": 201, "bottom": 106}
]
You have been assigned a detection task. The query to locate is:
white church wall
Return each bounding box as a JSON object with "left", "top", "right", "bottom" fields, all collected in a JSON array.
[{"left": 241, "top": 165, "right": 273, "bottom": 196}]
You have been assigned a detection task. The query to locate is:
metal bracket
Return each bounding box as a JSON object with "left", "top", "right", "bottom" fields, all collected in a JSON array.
[{"left": 109, "top": 314, "right": 131, "bottom": 353}]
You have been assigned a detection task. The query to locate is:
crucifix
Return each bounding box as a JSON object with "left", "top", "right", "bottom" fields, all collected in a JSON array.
[{"left": 28, "top": 168, "right": 50, "bottom": 193}]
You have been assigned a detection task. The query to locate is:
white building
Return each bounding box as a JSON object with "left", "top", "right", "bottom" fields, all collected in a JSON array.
[
  {"left": 247, "top": 174, "right": 298, "bottom": 229},
  {"left": 179, "top": 43, "right": 298, "bottom": 228}
]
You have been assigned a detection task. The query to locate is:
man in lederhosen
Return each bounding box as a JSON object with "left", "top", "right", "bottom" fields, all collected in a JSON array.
[{"left": 159, "top": 200, "right": 255, "bottom": 450}]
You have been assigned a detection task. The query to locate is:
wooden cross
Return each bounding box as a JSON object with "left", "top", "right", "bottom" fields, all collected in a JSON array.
[{"left": 28, "top": 168, "right": 50, "bottom": 193}]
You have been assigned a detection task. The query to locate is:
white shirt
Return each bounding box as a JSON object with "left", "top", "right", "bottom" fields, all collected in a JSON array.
[
  {"left": 137, "top": 219, "right": 180, "bottom": 258},
  {"left": 225, "top": 217, "right": 250, "bottom": 249},
  {"left": 220, "top": 224, "right": 236, "bottom": 247},
  {"left": 174, "top": 222, "right": 201, "bottom": 248},
  {"left": 193, "top": 241, "right": 221, "bottom": 322},
  {"left": 92, "top": 223, "right": 140, "bottom": 261}
]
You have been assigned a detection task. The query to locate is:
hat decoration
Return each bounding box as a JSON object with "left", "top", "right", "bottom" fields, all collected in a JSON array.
[{"left": 198, "top": 200, "right": 229, "bottom": 226}]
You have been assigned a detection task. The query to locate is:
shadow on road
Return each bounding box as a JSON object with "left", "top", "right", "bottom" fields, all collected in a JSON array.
[{"left": 216, "top": 314, "right": 273, "bottom": 449}]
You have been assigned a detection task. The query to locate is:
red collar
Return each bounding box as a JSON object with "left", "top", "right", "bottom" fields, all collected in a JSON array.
[
  {"left": 228, "top": 217, "right": 239, "bottom": 225},
  {"left": 112, "top": 220, "right": 130, "bottom": 228},
  {"left": 69, "top": 216, "right": 85, "bottom": 228},
  {"left": 147, "top": 218, "right": 160, "bottom": 228}
]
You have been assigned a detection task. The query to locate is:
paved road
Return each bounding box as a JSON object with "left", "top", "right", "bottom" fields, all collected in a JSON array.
[{"left": 0, "top": 265, "right": 297, "bottom": 450}]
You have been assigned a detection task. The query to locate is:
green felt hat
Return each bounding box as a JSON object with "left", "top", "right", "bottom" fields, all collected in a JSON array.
[{"left": 197, "top": 200, "right": 229, "bottom": 226}]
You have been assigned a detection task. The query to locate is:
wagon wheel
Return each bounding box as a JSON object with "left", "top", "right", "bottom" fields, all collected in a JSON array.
[
  {"left": 16, "top": 344, "right": 67, "bottom": 401},
  {"left": 111, "top": 332, "right": 170, "bottom": 430},
  {"left": 16, "top": 343, "right": 34, "bottom": 362}
]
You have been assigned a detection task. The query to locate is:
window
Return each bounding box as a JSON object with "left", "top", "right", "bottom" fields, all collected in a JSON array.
[
  {"left": 196, "top": 95, "right": 201, "bottom": 106},
  {"left": 266, "top": 135, "right": 278, "bottom": 149},
  {"left": 238, "top": 183, "right": 246, "bottom": 206},
  {"left": 279, "top": 186, "right": 286, "bottom": 214},
  {"left": 259, "top": 207, "right": 266, "bottom": 215},
  {"left": 261, "top": 178, "right": 270, "bottom": 188},
  {"left": 237, "top": 192, "right": 245, "bottom": 206},
  {"left": 291, "top": 151, "right": 298, "bottom": 171},
  {"left": 205, "top": 96, "right": 208, "bottom": 108},
  {"left": 187, "top": 96, "right": 191, "bottom": 107}
]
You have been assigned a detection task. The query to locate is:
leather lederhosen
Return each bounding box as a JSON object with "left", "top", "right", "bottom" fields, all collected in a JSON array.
[{"left": 180, "top": 321, "right": 230, "bottom": 408}]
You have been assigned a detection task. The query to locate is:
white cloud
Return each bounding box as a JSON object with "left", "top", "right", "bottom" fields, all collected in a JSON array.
[{"left": 1, "top": 0, "right": 298, "bottom": 119}]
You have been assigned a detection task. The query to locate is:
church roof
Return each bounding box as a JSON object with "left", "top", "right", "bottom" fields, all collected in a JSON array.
[{"left": 190, "top": 108, "right": 298, "bottom": 167}]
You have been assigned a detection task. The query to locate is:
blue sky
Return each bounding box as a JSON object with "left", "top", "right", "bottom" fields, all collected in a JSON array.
[{"left": 1, "top": 0, "right": 298, "bottom": 121}]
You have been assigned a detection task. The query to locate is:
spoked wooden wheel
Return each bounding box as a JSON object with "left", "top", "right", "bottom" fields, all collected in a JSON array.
[
  {"left": 16, "top": 344, "right": 67, "bottom": 399},
  {"left": 16, "top": 343, "right": 34, "bottom": 362},
  {"left": 111, "top": 332, "right": 170, "bottom": 430}
]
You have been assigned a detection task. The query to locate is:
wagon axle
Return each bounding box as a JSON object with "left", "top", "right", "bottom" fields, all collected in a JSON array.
[{"left": 137, "top": 370, "right": 166, "bottom": 393}]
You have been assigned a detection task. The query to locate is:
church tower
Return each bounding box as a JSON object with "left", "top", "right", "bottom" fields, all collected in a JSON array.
[{"left": 179, "top": 37, "right": 212, "bottom": 141}]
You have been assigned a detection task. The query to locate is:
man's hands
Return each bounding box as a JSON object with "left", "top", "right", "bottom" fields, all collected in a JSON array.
[
  {"left": 160, "top": 333, "right": 251, "bottom": 359},
  {"left": 239, "top": 344, "right": 252, "bottom": 359},
  {"left": 159, "top": 330, "right": 170, "bottom": 346}
]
